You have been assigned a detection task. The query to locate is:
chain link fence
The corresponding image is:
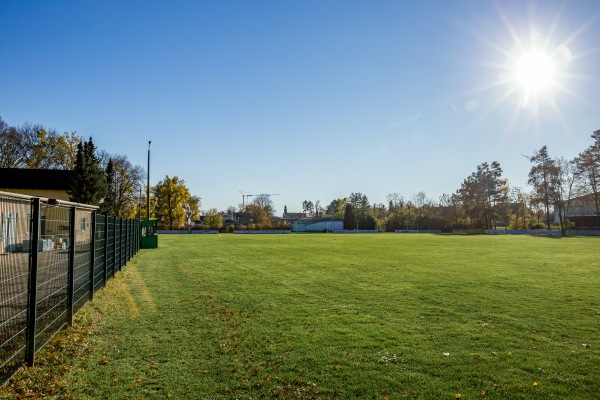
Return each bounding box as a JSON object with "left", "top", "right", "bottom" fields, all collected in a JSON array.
[{"left": 0, "top": 191, "right": 140, "bottom": 385}]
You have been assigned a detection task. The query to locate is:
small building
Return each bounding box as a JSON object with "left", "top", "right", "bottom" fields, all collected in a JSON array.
[
  {"left": 291, "top": 218, "right": 343, "bottom": 233},
  {"left": 0, "top": 168, "right": 74, "bottom": 201},
  {"left": 555, "top": 193, "right": 600, "bottom": 229},
  {"left": 0, "top": 169, "right": 92, "bottom": 254}
]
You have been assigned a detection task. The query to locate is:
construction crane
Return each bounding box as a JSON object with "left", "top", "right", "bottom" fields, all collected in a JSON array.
[
  {"left": 239, "top": 192, "right": 280, "bottom": 230},
  {"left": 240, "top": 192, "right": 279, "bottom": 210}
]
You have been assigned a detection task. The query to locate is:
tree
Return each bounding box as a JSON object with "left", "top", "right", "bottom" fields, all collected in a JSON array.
[
  {"left": 243, "top": 194, "right": 276, "bottom": 229},
  {"left": 508, "top": 187, "right": 532, "bottom": 230},
  {"left": 553, "top": 158, "right": 577, "bottom": 233},
  {"left": 188, "top": 196, "right": 201, "bottom": 222},
  {"left": 325, "top": 198, "right": 348, "bottom": 218},
  {"left": 154, "top": 176, "right": 192, "bottom": 230},
  {"left": 573, "top": 130, "right": 600, "bottom": 227},
  {"left": 314, "top": 200, "right": 324, "bottom": 218},
  {"left": 0, "top": 117, "right": 28, "bottom": 168},
  {"left": 386, "top": 193, "right": 404, "bottom": 212},
  {"left": 69, "top": 137, "right": 107, "bottom": 205},
  {"left": 343, "top": 203, "right": 356, "bottom": 230},
  {"left": 348, "top": 192, "right": 370, "bottom": 227},
  {"left": 101, "top": 155, "right": 145, "bottom": 218},
  {"left": 204, "top": 208, "right": 224, "bottom": 230},
  {"left": 25, "top": 128, "right": 80, "bottom": 169},
  {"left": 252, "top": 194, "right": 276, "bottom": 216},
  {"left": 302, "top": 200, "right": 314, "bottom": 216},
  {"left": 458, "top": 161, "right": 507, "bottom": 229},
  {"left": 528, "top": 146, "right": 558, "bottom": 229},
  {"left": 100, "top": 158, "right": 117, "bottom": 214}
]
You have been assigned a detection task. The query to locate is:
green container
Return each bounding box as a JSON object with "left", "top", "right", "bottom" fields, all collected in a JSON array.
[{"left": 141, "top": 220, "right": 158, "bottom": 249}]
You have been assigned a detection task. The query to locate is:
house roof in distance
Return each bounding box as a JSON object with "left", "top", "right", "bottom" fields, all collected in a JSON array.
[{"left": 0, "top": 168, "right": 74, "bottom": 191}]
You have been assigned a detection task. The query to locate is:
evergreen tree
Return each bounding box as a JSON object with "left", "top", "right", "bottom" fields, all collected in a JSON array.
[
  {"left": 100, "top": 158, "right": 116, "bottom": 214},
  {"left": 343, "top": 203, "right": 356, "bottom": 230},
  {"left": 69, "top": 137, "right": 107, "bottom": 205},
  {"left": 528, "top": 146, "right": 558, "bottom": 230}
]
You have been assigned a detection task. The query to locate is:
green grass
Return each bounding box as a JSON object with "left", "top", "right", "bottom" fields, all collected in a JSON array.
[{"left": 3, "top": 234, "right": 599, "bottom": 399}]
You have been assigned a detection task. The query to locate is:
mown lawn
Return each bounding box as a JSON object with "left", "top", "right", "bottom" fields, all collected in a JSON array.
[{"left": 2, "top": 233, "right": 599, "bottom": 399}]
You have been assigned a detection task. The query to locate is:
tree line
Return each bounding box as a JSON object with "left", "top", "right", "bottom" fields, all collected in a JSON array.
[
  {"left": 0, "top": 117, "right": 200, "bottom": 228},
  {"left": 301, "top": 130, "right": 599, "bottom": 233},
  {"left": 3, "top": 116, "right": 598, "bottom": 232}
]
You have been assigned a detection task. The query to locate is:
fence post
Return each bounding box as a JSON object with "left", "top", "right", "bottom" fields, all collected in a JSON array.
[
  {"left": 67, "top": 206, "right": 76, "bottom": 326},
  {"left": 112, "top": 216, "right": 117, "bottom": 277},
  {"left": 89, "top": 211, "right": 96, "bottom": 300},
  {"left": 125, "top": 219, "right": 130, "bottom": 263},
  {"left": 119, "top": 218, "right": 123, "bottom": 271},
  {"left": 26, "top": 198, "right": 41, "bottom": 366},
  {"left": 103, "top": 214, "right": 108, "bottom": 287},
  {"left": 129, "top": 220, "right": 133, "bottom": 260}
]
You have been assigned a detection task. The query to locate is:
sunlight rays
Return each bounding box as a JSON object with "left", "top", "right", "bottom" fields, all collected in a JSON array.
[{"left": 459, "top": 3, "right": 596, "bottom": 128}]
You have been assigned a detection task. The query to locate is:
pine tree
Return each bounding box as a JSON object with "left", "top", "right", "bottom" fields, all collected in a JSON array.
[
  {"left": 343, "top": 203, "right": 356, "bottom": 230},
  {"left": 100, "top": 158, "right": 116, "bottom": 214},
  {"left": 69, "top": 137, "right": 107, "bottom": 205}
]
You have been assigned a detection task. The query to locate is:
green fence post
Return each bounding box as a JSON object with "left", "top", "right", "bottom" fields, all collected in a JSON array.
[{"left": 26, "top": 198, "right": 41, "bottom": 366}]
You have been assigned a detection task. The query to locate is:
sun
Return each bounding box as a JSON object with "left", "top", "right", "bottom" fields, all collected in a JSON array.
[
  {"left": 460, "top": 3, "right": 592, "bottom": 123},
  {"left": 513, "top": 50, "right": 556, "bottom": 93}
]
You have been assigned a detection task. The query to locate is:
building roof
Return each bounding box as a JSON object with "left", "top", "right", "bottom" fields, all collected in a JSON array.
[{"left": 0, "top": 168, "right": 74, "bottom": 191}]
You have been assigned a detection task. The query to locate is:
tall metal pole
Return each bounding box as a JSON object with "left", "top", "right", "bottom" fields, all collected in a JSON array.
[{"left": 147, "top": 141, "right": 151, "bottom": 221}]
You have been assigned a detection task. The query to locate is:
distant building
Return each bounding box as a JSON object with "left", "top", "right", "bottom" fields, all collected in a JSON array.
[
  {"left": 282, "top": 205, "right": 307, "bottom": 221},
  {"left": 555, "top": 193, "right": 600, "bottom": 229},
  {"left": 0, "top": 168, "right": 74, "bottom": 201},
  {"left": 291, "top": 218, "right": 343, "bottom": 232}
]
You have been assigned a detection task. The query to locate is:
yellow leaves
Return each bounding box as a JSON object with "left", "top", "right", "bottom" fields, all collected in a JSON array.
[
  {"left": 203, "top": 370, "right": 209, "bottom": 374},
  {"left": 454, "top": 394, "right": 462, "bottom": 399},
  {"left": 98, "top": 356, "right": 110, "bottom": 365},
  {"left": 533, "top": 381, "right": 539, "bottom": 387},
  {"left": 334, "top": 365, "right": 343, "bottom": 370}
]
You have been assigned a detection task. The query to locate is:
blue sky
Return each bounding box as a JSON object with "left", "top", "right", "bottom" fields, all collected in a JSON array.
[{"left": 2, "top": 0, "right": 599, "bottom": 214}]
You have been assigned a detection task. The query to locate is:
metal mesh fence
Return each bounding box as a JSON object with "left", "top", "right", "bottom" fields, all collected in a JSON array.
[
  {"left": 0, "top": 195, "right": 32, "bottom": 383},
  {"left": 35, "top": 204, "right": 70, "bottom": 354},
  {"left": 117, "top": 218, "right": 123, "bottom": 271},
  {"left": 0, "top": 192, "right": 140, "bottom": 385},
  {"left": 73, "top": 210, "right": 92, "bottom": 314},
  {"left": 106, "top": 216, "right": 115, "bottom": 280},
  {"left": 93, "top": 215, "right": 106, "bottom": 293}
]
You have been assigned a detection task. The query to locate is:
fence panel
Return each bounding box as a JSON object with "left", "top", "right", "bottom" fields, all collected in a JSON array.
[
  {"left": 73, "top": 210, "right": 93, "bottom": 314},
  {"left": 93, "top": 214, "right": 106, "bottom": 292},
  {"left": 34, "top": 204, "right": 70, "bottom": 355},
  {"left": 0, "top": 191, "right": 141, "bottom": 386},
  {"left": 106, "top": 216, "right": 115, "bottom": 279},
  {"left": 0, "top": 196, "right": 32, "bottom": 384},
  {"left": 115, "top": 218, "right": 121, "bottom": 272}
]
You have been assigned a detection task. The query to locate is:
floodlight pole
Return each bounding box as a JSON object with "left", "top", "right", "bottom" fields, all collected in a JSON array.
[{"left": 147, "top": 141, "right": 151, "bottom": 221}]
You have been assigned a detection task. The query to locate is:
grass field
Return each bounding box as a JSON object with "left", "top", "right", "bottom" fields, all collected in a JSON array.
[{"left": 2, "top": 234, "right": 599, "bottom": 399}]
